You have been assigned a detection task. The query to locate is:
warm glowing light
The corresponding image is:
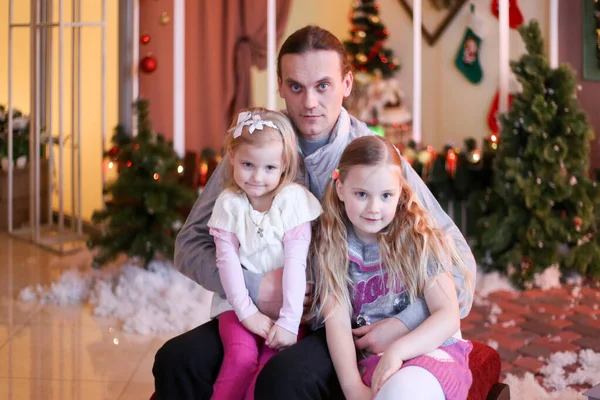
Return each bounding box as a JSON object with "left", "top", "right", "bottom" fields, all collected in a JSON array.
[
  {"left": 108, "top": 161, "right": 114, "bottom": 169},
  {"left": 153, "top": 173, "right": 159, "bottom": 180},
  {"left": 177, "top": 165, "right": 184, "bottom": 174}
]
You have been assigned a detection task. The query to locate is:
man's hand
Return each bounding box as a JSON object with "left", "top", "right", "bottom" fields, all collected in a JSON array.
[
  {"left": 257, "top": 269, "right": 284, "bottom": 319},
  {"left": 257, "top": 269, "right": 313, "bottom": 321},
  {"left": 353, "top": 318, "right": 409, "bottom": 355},
  {"left": 241, "top": 312, "right": 273, "bottom": 339},
  {"left": 266, "top": 324, "right": 297, "bottom": 350}
]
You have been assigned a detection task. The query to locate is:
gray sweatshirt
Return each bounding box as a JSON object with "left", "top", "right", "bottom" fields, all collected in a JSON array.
[{"left": 174, "top": 108, "right": 476, "bottom": 330}]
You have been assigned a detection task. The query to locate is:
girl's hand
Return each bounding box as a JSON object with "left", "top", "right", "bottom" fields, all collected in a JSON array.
[
  {"left": 241, "top": 311, "right": 273, "bottom": 339},
  {"left": 348, "top": 383, "right": 372, "bottom": 400},
  {"left": 266, "top": 324, "right": 297, "bottom": 350},
  {"left": 370, "top": 346, "right": 404, "bottom": 396}
]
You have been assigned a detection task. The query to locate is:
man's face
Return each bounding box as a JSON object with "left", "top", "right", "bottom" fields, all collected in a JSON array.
[{"left": 278, "top": 50, "right": 353, "bottom": 141}]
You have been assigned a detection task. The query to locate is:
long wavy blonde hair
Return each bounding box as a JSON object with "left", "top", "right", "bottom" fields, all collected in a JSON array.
[
  {"left": 310, "top": 136, "right": 472, "bottom": 319},
  {"left": 224, "top": 107, "right": 299, "bottom": 196}
]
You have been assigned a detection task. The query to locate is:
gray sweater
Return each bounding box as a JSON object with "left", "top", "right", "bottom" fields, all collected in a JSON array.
[{"left": 174, "top": 108, "right": 475, "bottom": 329}]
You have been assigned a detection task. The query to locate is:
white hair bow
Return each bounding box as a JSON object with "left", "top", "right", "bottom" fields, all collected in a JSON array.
[{"left": 229, "top": 111, "right": 280, "bottom": 139}]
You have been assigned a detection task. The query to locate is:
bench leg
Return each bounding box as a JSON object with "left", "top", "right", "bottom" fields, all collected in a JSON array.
[{"left": 486, "top": 383, "right": 510, "bottom": 400}]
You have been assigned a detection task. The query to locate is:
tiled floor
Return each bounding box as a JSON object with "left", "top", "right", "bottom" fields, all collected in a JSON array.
[{"left": 0, "top": 233, "right": 171, "bottom": 400}]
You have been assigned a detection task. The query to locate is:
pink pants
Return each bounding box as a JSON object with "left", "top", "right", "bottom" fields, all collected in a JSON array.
[{"left": 211, "top": 311, "right": 278, "bottom": 400}]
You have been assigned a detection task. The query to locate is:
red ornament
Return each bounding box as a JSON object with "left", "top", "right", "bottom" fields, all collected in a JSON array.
[
  {"left": 140, "top": 34, "right": 151, "bottom": 45},
  {"left": 140, "top": 54, "right": 157, "bottom": 73},
  {"left": 445, "top": 149, "right": 458, "bottom": 178}
]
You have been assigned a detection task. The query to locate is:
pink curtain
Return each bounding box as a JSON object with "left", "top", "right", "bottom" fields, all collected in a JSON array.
[{"left": 185, "top": 0, "right": 292, "bottom": 153}]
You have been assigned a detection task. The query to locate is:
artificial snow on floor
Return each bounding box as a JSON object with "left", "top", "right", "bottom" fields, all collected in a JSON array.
[
  {"left": 19, "top": 260, "right": 212, "bottom": 335},
  {"left": 503, "top": 349, "right": 600, "bottom": 400}
]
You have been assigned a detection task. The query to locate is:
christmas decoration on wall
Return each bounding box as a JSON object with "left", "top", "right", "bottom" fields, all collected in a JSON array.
[
  {"left": 159, "top": 11, "right": 170, "bottom": 25},
  {"left": 428, "top": 0, "right": 461, "bottom": 10},
  {"left": 475, "top": 20, "right": 600, "bottom": 286},
  {"left": 140, "top": 53, "right": 157, "bottom": 74},
  {"left": 455, "top": 4, "right": 485, "bottom": 84},
  {"left": 491, "top": 0, "right": 524, "bottom": 30},
  {"left": 87, "top": 99, "right": 195, "bottom": 268},
  {"left": 140, "top": 34, "right": 151, "bottom": 45}
]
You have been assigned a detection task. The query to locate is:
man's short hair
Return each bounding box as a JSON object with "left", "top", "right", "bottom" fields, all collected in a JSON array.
[{"left": 277, "top": 25, "right": 351, "bottom": 79}]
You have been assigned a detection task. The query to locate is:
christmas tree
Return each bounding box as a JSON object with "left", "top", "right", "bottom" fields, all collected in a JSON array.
[
  {"left": 344, "top": 0, "right": 399, "bottom": 78},
  {"left": 87, "top": 99, "right": 196, "bottom": 268},
  {"left": 475, "top": 21, "right": 600, "bottom": 285}
]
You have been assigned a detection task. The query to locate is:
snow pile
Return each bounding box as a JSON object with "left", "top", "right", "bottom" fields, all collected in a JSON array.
[
  {"left": 19, "top": 261, "right": 212, "bottom": 335},
  {"left": 475, "top": 269, "right": 516, "bottom": 298},
  {"left": 533, "top": 265, "right": 562, "bottom": 291},
  {"left": 504, "top": 350, "right": 600, "bottom": 400}
]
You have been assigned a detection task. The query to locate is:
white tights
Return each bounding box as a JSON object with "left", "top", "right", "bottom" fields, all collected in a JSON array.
[{"left": 374, "top": 366, "right": 445, "bottom": 400}]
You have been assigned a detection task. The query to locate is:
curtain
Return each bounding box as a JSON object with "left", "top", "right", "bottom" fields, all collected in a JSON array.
[{"left": 185, "top": 0, "right": 292, "bottom": 153}]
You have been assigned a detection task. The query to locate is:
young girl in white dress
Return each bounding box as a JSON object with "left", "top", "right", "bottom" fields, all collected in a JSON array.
[{"left": 207, "top": 108, "right": 321, "bottom": 400}]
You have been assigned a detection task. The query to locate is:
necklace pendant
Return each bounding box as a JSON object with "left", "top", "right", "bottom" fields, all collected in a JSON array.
[{"left": 257, "top": 227, "right": 264, "bottom": 237}]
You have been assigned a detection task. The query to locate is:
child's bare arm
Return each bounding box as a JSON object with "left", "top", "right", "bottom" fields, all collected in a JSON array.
[{"left": 324, "top": 298, "right": 372, "bottom": 400}]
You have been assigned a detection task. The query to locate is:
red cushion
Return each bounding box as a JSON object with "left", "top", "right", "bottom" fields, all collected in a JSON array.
[
  {"left": 149, "top": 341, "right": 502, "bottom": 400},
  {"left": 467, "top": 341, "right": 501, "bottom": 400}
]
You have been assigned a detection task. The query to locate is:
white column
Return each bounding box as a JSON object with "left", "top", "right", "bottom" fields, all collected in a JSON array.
[
  {"left": 132, "top": 0, "right": 140, "bottom": 136},
  {"left": 549, "top": 0, "right": 559, "bottom": 68},
  {"left": 267, "top": 0, "right": 276, "bottom": 109},
  {"left": 412, "top": 0, "right": 422, "bottom": 144},
  {"left": 498, "top": 0, "right": 509, "bottom": 113},
  {"left": 173, "top": 0, "right": 185, "bottom": 157}
]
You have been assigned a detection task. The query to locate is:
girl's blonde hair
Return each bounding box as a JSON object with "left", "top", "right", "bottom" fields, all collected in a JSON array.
[
  {"left": 311, "top": 135, "right": 472, "bottom": 319},
  {"left": 224, "top": 107, "right": 299, "bottom": 195}
]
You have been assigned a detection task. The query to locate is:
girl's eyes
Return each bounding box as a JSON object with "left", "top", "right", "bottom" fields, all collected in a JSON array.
[
  {"left": 382, "top": 193, "right": 392, "bottom": 200},
  {"left": 266, "top": 165, "right": 277, "bottom": 171},
  {"left": 242, "top": 162, "right": 253, "bottom": 168},
  {"left": 356, "top": 191, "right": 367, "bottom": 199}
]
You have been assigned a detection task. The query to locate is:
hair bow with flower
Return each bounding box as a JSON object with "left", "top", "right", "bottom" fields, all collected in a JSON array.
[{"left": 228, "top": 111, "right": 280, "bottom": 139}]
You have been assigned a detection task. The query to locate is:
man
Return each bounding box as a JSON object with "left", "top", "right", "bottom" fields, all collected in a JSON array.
[{"left": 153, "top": 25, "right": 475, "bottom": 400}]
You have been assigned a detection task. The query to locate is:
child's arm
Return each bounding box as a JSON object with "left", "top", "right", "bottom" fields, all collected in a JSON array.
[
  {"left": 266, "top": 222, "right": 311, "bottom": 349},
  {"left": 324, "top": 298, "right": 372, "bottom": 400},
  {"left": 370, "top": 271, "right": 460, "bottom": 394},
  {"left": 211, "top": 228, "right": 273, "bottom": 338}
]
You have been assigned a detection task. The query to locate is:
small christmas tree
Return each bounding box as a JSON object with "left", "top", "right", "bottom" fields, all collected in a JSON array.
[
  {"left": 87, "top": 99, "right": 196, "bottom": 268},
  {"left": 344, "top": 0, "right": 399, "bottom": 78},
  {"left": 475, "top": 21, "right": 600, "bottom": 285}
]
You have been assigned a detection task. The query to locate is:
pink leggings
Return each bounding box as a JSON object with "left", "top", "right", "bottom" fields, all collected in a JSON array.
[{"left": 211, "top": 311, "right": 277, "bottom": 400}]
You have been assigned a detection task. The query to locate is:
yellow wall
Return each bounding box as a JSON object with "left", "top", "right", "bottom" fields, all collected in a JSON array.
[
  {"left": 252, "top": 0, "right": 550, "bottom": 150},
  {"left": 0, "top": 0, "right": 119, "bottom": 222}
]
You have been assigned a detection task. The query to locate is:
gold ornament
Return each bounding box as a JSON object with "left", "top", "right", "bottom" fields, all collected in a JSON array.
[
  {"left": 355, "top": 53, "right": 368, "bottom": 64},
  {"left": 416, "top": 149, "right": 432, "bottom": 165},
  {"left": 357, "top": 30, "right": 367, "bottom": 38},
  {"left": 159, "top": 12, "right": 170, "bottom": 25},
  {"left": 370, "top": 16, "right": 380, "bottom": 24}
]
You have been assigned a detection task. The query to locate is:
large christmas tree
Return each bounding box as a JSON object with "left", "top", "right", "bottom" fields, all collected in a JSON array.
[
  {"left": 344, "top": 0, "right": 399, "bottom": 78},
  {"left": 476, "top": 21, "right": 600, "bottom": 285},
  {"left": 87, "top": 99, "right": 195, "bottom": 268}
]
